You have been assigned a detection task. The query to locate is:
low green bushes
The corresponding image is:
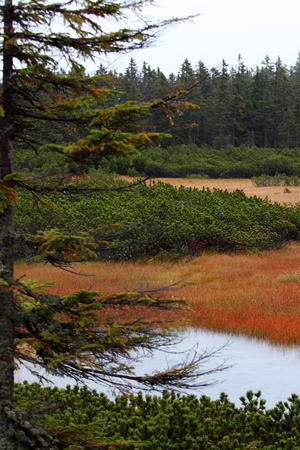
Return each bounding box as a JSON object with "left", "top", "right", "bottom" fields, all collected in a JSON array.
[
  {"left": 14, "top": 382, "right": 300, "bottom": 449},
  {"left": 252, "top": 174, "right": 300, "bottom": 187},
  {"left": 15, "top": 177, "right": 300, "bottom": 259},
  {"left": 109, "top": 144, "right": 300, "bottom": 178}
]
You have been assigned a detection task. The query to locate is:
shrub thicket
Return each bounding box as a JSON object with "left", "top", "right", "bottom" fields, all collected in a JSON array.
[
  {"left": 109, "top": 145, "right": 300, "bottom": 178},
  {"left": 252, "top": 174, "right": 300, "bottom": 187},
  {"left": 15, "top": 177, "right": 300, "bottom": 259},
  {"left": 15, "top": 382, "right": 300, "bottom": 449}
]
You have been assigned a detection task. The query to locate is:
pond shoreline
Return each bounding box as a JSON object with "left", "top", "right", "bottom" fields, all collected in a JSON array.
[{"left": 16, "top": 328, "right": 300, "bottom": 407}]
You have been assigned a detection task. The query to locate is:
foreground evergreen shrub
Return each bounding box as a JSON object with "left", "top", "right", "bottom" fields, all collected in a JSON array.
[{"left": 15, "top": 382, "right": 300, "bottom": 449}]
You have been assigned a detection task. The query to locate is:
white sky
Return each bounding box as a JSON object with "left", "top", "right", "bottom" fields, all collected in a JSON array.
[{"left": 102, "top": 0, "right": 300, "bottom": 75}]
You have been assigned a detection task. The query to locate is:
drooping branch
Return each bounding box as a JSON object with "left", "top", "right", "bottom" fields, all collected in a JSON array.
[{"left": 12, "top": 279, "right": 229, "bottom": 392}]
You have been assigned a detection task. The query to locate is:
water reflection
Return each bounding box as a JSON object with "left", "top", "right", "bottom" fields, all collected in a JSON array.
[{"left": 15, "top": 328, "right": 300, "bottom": 407}]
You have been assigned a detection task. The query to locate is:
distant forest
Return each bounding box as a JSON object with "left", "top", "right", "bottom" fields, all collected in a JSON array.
[
  {"left": 113, "top": 55, "right": 300, "bottom": 149},
  {"left": 16, "top": 55, "right": 300, "bottom": 178}
]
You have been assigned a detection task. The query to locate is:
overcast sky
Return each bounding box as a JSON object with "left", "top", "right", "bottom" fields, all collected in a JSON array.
[{"left": 102, "top": 0, "right": 300, "bottom": 75}]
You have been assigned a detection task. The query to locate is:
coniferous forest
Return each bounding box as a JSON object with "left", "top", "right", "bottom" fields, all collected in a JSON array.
[
  {"left": 111, "top": 55, "right": 300, "bottom": 177},
  {"left": 17, "top": 55, "right": 300, "bottom": 179},
  {"left": 115, "top": 55, "right": 300, "bottom": 149}
]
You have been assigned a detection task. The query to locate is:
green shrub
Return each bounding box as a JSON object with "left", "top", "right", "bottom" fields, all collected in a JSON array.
[
  {"left": 14, "top": 383, "right": 300, "bottom": 449},
  {"left": 113, "top": 145, "right": 300, "bottom": 179},
  {"left": 252, "top": 174, "right": 300, "bottom": 187},
  {"left": 15, "top": 177, "right": 300, "bottom": 259}
]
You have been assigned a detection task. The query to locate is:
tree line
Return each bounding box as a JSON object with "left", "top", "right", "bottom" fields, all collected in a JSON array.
[
  {"left": 15, "top": 53, "right": 300, "bottom": 174},
  {"left": 112, "top": 55, "right": 300, "bottom": 149}
]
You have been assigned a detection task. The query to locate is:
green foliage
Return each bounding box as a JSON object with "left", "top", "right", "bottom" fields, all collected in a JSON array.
[
  {"left": 14, "top": 383, "right": 300, "bottom": 449},
  {"left": 114, "top": 55, "right": 300, "bottom": 149},
  {"left": 252, "top": 173, "right": 300, "bottom": 187},
  {"left": 110, "top": 144, "right": 300, "bottom": 178},
  {"left": 31, "top": 229, "right": 97, "bottom": 265},
  {"left": 0, "top": 173, "right": 25, "bottom": 213},
  {"left": 15, "top": 177, "right": 300, "bottom": 259}
]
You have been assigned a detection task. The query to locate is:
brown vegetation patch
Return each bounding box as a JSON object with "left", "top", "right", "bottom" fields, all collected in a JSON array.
[{"left": 16, "top": 242, "right": 300, "bottom": 346}]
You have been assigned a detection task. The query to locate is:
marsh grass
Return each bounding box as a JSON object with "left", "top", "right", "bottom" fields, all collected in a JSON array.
[
  {"left": 277, "top": 273, "right": 300, "bottom": 283},
  {"left": 16, "top": 242, "right": 300, "bottom": 346}
]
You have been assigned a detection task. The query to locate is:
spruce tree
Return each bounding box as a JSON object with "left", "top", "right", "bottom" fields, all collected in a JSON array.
[
  {"left": 229, "top": 55, "right": 253, "bottom": 146},
  {"left": 0, "top": 1, "right": 220, "bottom": 448},
  {"left": 290, "top": 54, "right": 300, "bottom": 146}
]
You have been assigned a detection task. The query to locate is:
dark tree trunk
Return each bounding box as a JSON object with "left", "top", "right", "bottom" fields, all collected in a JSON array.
[
  {"left": 0, "top": 207, "right": 15, "bottom": 448},
  {"left": 0, "top": 0, "right": 16, "bottom": 447}
]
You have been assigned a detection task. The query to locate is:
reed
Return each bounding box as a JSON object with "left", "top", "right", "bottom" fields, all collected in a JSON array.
[{"left": 15, "top": 242, "right": 300, "bottom": 345}]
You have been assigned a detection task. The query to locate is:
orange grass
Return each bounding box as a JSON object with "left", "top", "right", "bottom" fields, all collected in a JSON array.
[{"left": 15, "top": 242, "right": 300, "bottom": 346}]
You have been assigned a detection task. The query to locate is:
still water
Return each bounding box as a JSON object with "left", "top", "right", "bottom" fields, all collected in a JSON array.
[{"left": 15, "top": 328, "right": 300, "bottom": 407}]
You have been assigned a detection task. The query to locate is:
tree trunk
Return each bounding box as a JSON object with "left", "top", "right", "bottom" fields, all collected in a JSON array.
[
  {"left": 0, "top": 0, "right": 16, "bottom": 447},
  {"left": 0, "top": 207, "right": 15, "bottom": 449}
]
